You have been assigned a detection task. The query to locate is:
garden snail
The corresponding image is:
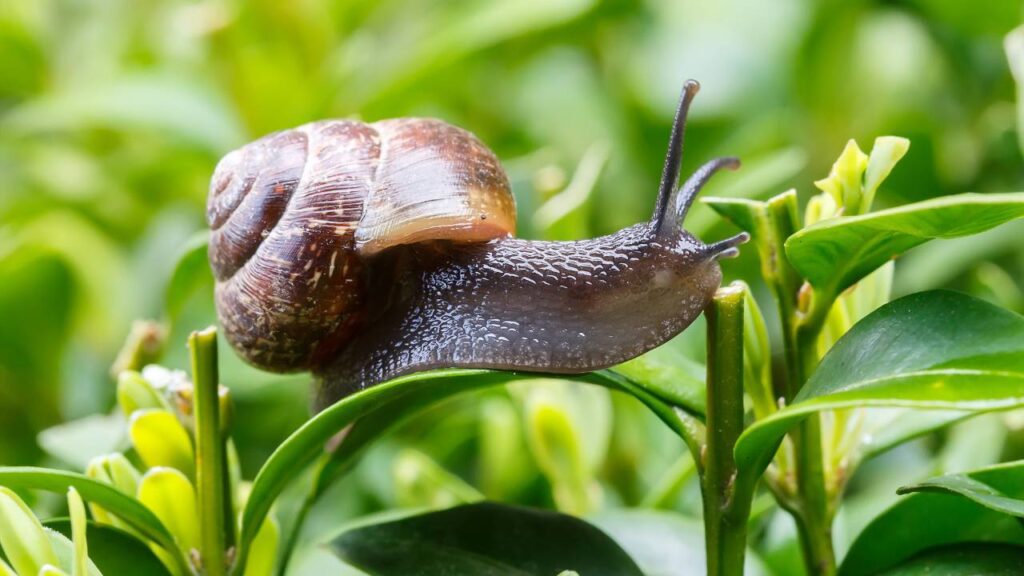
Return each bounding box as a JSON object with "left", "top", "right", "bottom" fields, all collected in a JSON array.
[{"left": 208, "top": 80, "right": 747, "bottom": 407}]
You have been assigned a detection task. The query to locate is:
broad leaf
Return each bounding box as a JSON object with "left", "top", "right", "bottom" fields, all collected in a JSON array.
[
  {"left": 44, "top": 520, "right": 169, "bottom": 576},
  {"left": 840, "top": 462, "right": 1024, "bottom": 574},
  {"left": 236, "top": 369, "right": 696, "bottom": 573},
  {"left": 0, "top": 468, "right": 188, "bottom": 575},
  {"left": 328, "top": 502, "right": 643, "bottom": 576},
  {"left": 897, "top": 461, "right": 1024, "bottom": 518},
  {"left": 735, "top": 291, "right": 1024, "bottom": 484},
  {"left": 785, "top": 192, "right": 1024, "bottom": 297},
  {"left": 877, "top": 543, "right": 1024, "bottom": 575}
]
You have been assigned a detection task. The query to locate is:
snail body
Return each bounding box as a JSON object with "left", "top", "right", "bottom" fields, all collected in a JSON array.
[{"left": 208, "top": 81, "right": 746, "bottom": 407}]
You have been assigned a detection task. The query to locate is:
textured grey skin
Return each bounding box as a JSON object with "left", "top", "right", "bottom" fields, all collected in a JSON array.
[{"left": 315, "top": 222, "right": 723, "bottom": 406}]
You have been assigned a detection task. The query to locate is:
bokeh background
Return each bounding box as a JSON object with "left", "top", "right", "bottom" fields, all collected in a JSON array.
[{"left": 2, "top": 0, "right": 1023, "bottom": 573}]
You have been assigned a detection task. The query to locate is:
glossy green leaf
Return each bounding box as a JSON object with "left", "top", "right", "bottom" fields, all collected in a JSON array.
[
  {"left": 897, "top": 462, "right": 1024, "bottom": 518},
  {"left": 329, "top": 502, "right": 643, "bottom": 576},
  {"left": 840, "top": 460, "right": 1024, "bottom": 574},
  {"left": 877, "top": 543, "right": 1024, "bottom": 575},
  {"left": 785, "top": 193, "right": 1024, "bottom": 297},
  {"left": 735, "top": 291, "right": 1024, "bottom": 485},
  {"left": 237, "top": 369, "right": 695, "bottom": 573},
  {"left": 0, "top": 468, "right": 187, "bottom": 575},
  {"left": 44, "top": 520, "right": 172, "bottom": 576}
]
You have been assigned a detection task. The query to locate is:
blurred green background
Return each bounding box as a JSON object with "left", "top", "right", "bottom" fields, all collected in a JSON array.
[{"left": 1, "top": 0, "right": 1023, "bottom": 573}]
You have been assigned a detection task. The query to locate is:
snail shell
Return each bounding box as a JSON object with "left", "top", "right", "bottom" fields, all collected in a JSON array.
[{"left": 208, "top": 119, "right": 515, "bottom": 371}]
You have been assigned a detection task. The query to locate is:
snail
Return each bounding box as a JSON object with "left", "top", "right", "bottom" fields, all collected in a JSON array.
[{"left": 207, "top": 80, "right": 747, "bottom": 407}]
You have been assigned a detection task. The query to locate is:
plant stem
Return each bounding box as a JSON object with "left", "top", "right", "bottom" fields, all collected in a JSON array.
[
  {"left": 190, "top": 327, "right": 228, "bottom": 576},
  {"left": 788, "top": 295, "right": 838, "bottom": 576},
  {"left": 702, "top": 284, "right": 750, "bottom": 576},
  {"left": 760, "top": 190, "right": 837, "bottom": 576}
]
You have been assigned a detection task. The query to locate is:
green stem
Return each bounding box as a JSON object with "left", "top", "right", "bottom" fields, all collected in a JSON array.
[
  {"left": 190, "top": 328, "right": 228, "bottom": 576},
  {"left": 788, "top": 294, "right": 838, "bottom": 576},
  {"left": 702, "top": 285, "right": 751, "bottom": 576}
]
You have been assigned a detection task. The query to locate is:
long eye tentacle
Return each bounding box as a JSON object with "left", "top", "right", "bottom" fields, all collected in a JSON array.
[{"left": 651, "top": 79, "right": 700, "bottom": 227}]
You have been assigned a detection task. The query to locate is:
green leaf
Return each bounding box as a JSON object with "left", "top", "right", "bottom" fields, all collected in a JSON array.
[
  {"left": 735, "top": 291, "right": 1024, "bottom": 485},
  {"left": 128, "top": 410, "right": 195, "bottom": 478},
  {"left": 67, "top": 488, "right": 87, "bottom": 576},
  {"left": 785, "top": 193, "right": 1024, "bottom": 298},
  {"left": 839, "top": 457, "right": 1024, "bottom": 574},
  {"left": 117, "top": 372, "right": 172, "bottom": 417},
  {"left": 137, "top": 468, "right": 199, "bottom": 556},
  {"left": 44, "top": 520, "right": 171, "bottom": 576},
  {"left": 0, "top": 468, "right": 187, "bottom": 575},
  {"left": 0, "top": 486, "right": 59, "bottom": 576},
  {"left": 876, "top": 543, "right": 1024, "bottom": 576},
  {"left": 897, "top": 462, "right": 1024, "bottom": 518},
  {"left": 328, "top": 502, "right": 643, "bottom": 576},
  {"left": 237, "top": 369, "right": 695, "bottom": 573}
]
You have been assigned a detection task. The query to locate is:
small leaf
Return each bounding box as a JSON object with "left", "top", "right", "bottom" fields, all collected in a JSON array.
[
  {"left": 328, "top": 502, "right": 643, "bottom": 576},
  {"left": 0, "top": 486, "right": 58, "bottom": 576},
  {"left": 66, "top": 489, "right": 87, "bottom": 576},
  {"left": 785, "top": 192, "right": 1024, "bottom": 298},
  {"left": 117, "top": 372, "right": 171, "bottom": 417},
  {"left": 862, "top": 136, "right": 910, "bottom": 210},
  {"left": 842, "top": 448, "right": 1024, "bottom": 574},
  {"left": 129, "top": 410, "right": 194, "bottom": 478},
  {"left": 137, "top": 468, "right": 199, "bottom": 556},
  {"left": 897, "top": 464, "right": 1024, "bottom": 518},
  {"left": 814, "top": 139, "right": 868, "bottom": 213},
  {"left": 735, "top": 291, "right": 1024, "bottom": 486},
  {"left": 876, "top": 543, "right": 1024, "bottom": 575}
]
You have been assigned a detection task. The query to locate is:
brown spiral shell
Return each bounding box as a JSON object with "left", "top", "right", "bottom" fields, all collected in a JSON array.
[{"left": 207, "top": 118, "right": 517, "bottom": 372}]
